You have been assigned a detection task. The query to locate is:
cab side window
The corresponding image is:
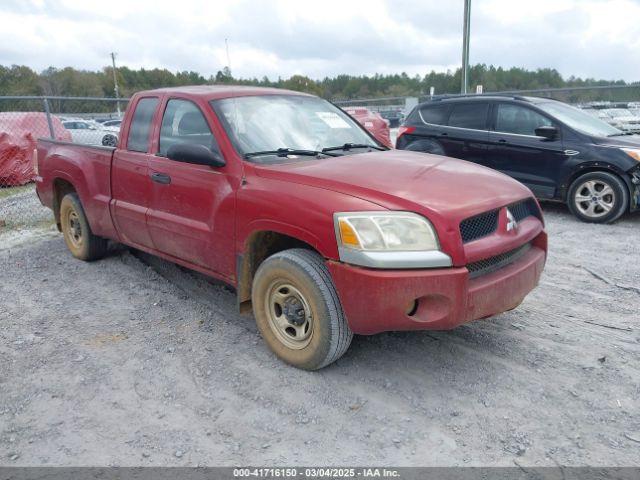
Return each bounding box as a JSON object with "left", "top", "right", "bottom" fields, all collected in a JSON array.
[
  {"left": 495, "top": 104, "right": 552, "bottom": 136},
  {"left": 159, "top": 99, "right": 219, "bottom": 157},
  {"left": 127, "top": 97, "right": 159, "bottom": 152}
]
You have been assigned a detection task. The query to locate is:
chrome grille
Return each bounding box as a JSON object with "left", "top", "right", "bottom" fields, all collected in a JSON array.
[{"left": 467, "top": 243, "right": 532, "bottom": 279}]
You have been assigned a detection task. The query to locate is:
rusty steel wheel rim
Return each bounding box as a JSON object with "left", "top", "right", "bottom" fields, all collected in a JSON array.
[
  {"left": 264, "top": 280, "right": 313, "bottom": 350},
  {"left": 65, "top": 209, "right": 83, "bottom": 249}
]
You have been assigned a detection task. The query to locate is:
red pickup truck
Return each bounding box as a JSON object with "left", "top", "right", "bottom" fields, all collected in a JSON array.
[{"left": 35, "top": 86, "right": 547, "bottom": 370}]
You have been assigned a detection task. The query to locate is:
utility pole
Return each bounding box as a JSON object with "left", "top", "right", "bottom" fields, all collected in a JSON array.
[
  {"left": 110, "top": 52, "right": 121, "bottom": 117},
  {"left": 461, "top": 0, "right": 471, "bottom": 94}
]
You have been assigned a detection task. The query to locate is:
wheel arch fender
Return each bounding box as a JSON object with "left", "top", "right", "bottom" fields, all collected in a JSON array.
[
  {"left": 50, "top": 168, "right": 87, "bottom": 229},
  {"left": 560, "top": 161, "right": 633, "bottom": 202},
  {"left": 404, "top": 138, "right": 446, "bottom": 155},
  {"left": 236, "top": 221, "right": 332, "bottom": 313}
]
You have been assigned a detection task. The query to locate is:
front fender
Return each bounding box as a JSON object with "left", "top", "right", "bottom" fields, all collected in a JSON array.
[
  {"left": 241, "top": 219, "right": 328, "bottom": 258},
  {"left": 560, "top": 160, "right": 634, "bottom": 202}
]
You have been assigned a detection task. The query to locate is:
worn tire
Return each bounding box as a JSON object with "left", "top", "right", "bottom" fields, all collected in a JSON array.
[
  {"left": 59, "top": 193, "right": 108, "bottom": 261},
  {"left": 405, "top": 139, "right": 445, "bottom": 155},
  {"left": 102, "top": 134, "right": 118, "bottom": 147},
  {"left": 251, "top": 248, "right": 353, "bottom": 370},
  {"left": 567, "top": 171, "right": 628, "bottom": 224}
]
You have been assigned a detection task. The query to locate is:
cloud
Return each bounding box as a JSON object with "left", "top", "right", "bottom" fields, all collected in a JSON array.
[{"left": 0, "top": 0, "right": 639, "bottom": 81}]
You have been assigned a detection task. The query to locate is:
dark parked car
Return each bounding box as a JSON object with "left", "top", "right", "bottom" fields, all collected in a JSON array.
[
  {"left": 379, "top": 109, "right": 404, "bottom": 128},
  {"left": 397, "top": 95, "right": 640, "bottom": 223}
]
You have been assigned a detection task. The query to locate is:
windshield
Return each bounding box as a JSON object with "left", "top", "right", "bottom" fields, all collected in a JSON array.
[
  {"left": 537, "top": 102, "right": 622, "bottom": 137},
  {"left": 210, "top": 95, "right": 378, "bottom": 162}
]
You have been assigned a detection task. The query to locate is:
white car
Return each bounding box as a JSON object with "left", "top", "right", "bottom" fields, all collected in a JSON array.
[
  {"left": 61, "top": 120, "right": 118, "bottom": 146},
  {"left": 101, "top": 119, "right": 122, "bottom": 133},
  {"left": 600, "top": 108, "right": 640, "bottom": 133}
]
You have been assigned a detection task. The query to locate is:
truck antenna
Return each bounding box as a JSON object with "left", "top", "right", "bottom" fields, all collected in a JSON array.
[{"left": 224, "top": 38, "right": 240, "bottom": 140}]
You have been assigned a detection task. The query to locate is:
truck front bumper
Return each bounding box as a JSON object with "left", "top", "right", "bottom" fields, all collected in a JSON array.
[{"left": 327, "top": 232, "right": 547, "bottom": 335}]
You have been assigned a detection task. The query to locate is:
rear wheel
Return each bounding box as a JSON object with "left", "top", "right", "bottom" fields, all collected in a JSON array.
[
  {"left": 60, "top": 193, "right": 108, "bottom": 261},
  {"left": 102, "top": 134, "right": 117, "bottom": 147},
  {"left": 406, "top": 139, "right": 445, "bottom": 155},
  {"left": 251, "top": 249, "right": 352, "bottom": 370},
  {"left": 567, "top": 171, "right": 628, "bottom": 223}
]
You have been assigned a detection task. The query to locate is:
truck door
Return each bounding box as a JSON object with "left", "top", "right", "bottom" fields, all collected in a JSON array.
[
  {"left": 146, "top": 98, "right": 236, "bottom": 278},
  {"left": 111, "top": 96, "right": 159, "bottom": 249}
]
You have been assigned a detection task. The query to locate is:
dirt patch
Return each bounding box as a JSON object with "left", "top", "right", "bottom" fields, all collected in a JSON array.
[{"left": 0, "top": 204, "right": 638, "bottom": 467}]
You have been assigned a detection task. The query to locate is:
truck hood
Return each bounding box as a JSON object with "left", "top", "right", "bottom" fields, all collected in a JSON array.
[{"left": 253, "top": 150, "right": 533, "bottom": 225}]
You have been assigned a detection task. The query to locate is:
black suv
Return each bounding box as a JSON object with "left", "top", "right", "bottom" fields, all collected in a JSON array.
[{"left": 396, "top": 95, "right": 640, "bottom": 223}]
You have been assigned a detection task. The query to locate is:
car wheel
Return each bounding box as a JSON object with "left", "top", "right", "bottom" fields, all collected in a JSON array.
[
  {"left": 567, "top": 171, "right": 629, "bottom": 223},
  {"left": 102, "top": 134, "right": 117, "bottom": 147},
  {"left": 406, "top": 139, "right": 445, "bottom": 155},
  {"left": 251, "top": 248, "right": 353, "bottom": 370},
  {"left": 60, "top": 193, "right": 108, "bottom": 261}
]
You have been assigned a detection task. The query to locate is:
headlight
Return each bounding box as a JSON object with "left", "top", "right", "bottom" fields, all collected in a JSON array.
[
  {"left": 336, "top": 212, "right": 439, "bottom": 251},
  {"left": 621, "top": 148, "right": 640, "bottom": 162},
  {"left": 334, "top": 212, "right": 451, "bottom": 269}
]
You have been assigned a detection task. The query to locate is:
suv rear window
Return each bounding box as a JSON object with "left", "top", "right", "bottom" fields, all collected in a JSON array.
[
  {"left": 447, "top": 102, "right": 489, "bottom": 130},
  {"left": 127, "top": 97, "right": 159, "bottom": 152},
  {"left": 419, "top": 104, "right": 449, "bottom": 125}
]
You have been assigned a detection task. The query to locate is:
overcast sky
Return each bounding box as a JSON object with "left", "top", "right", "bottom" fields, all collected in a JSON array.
[{"left": 2, "top": 0, "right": 640, "bottom": 81}]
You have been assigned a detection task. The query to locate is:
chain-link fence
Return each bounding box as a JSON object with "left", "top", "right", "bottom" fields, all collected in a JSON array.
[
  {"left": 2, "top": 85, "right": 640, "bottom": 235},
  {"left": 0, "top": 96, "right": 128, "bottom": 234},
  {"left": 334, "top": 96, "right": 414, "bottom": 128}
]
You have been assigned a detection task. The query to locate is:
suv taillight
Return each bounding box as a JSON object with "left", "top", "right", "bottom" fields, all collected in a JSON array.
[{"left": 396, "top": 125, "right": 415, "bottom": 140}]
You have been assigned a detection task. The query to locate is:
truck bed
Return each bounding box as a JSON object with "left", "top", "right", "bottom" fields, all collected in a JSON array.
[{"left": 36, "top": 138, "right": 118, "bottom": 239}]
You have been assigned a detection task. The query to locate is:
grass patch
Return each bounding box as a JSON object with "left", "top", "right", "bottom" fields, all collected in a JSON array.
[
  {"left": 0, "top": 218, "right": 55, "bottom": 233},
  {"left": 0, "top": 184, "right": 33, "bottom": 199}
]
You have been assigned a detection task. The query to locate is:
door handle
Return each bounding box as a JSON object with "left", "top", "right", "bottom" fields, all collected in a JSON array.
[
  {"left": 440, "top": 132, "right": 449, "bottom": 137},
  {"left": 151, "top": 172, "right": 171, "bottom": 185},
  {"left": 498, "top": 139, "right": 508, "bottom": 144}
]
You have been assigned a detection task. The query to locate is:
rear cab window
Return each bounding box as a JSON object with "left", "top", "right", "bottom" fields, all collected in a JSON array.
[{"left": 127, "top": 97, "right": 159, "bottom": 152}]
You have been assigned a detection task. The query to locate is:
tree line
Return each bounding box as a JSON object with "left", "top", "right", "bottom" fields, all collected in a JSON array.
[{"left": 0, "top": 63, "right": 637, "bottom": 104}]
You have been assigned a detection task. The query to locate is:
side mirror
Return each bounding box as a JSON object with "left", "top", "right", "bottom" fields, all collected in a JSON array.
[
  {"left": 166, "top": 143, "right": 226, "bottom": 167},
  {"left": 535, "top": 125, "right": 558, "bottom": 140}
]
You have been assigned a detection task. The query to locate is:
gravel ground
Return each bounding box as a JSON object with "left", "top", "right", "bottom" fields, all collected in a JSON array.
[
  {"left": 0, "top": 203, "right": 639, "bottom": 467},
  {"left": 0, "top": 184, "right": 53, "bottom": 229}
]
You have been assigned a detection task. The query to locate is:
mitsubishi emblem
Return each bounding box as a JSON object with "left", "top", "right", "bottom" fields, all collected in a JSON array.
[{"left": 506, "top": 208, "right": 518, "bottom": 232}]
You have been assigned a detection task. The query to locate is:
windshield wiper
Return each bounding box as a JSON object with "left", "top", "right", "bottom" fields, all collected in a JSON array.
[
  {"left": 607, "top": 132, "right": 635, "bottom": 137},
  {"left": 321, "top": 143, "right": 387, "bottom": 153},
  {"left": 244, "top": 148, "right": 338, "bottom": 159}
]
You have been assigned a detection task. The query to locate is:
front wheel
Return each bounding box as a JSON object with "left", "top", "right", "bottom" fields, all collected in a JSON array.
[
  {"left": 251, "top": 249, "right": 353, "bottom": 370},
  {"left": 567, "top": 171, "right": 629, "bottom": 223}
]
